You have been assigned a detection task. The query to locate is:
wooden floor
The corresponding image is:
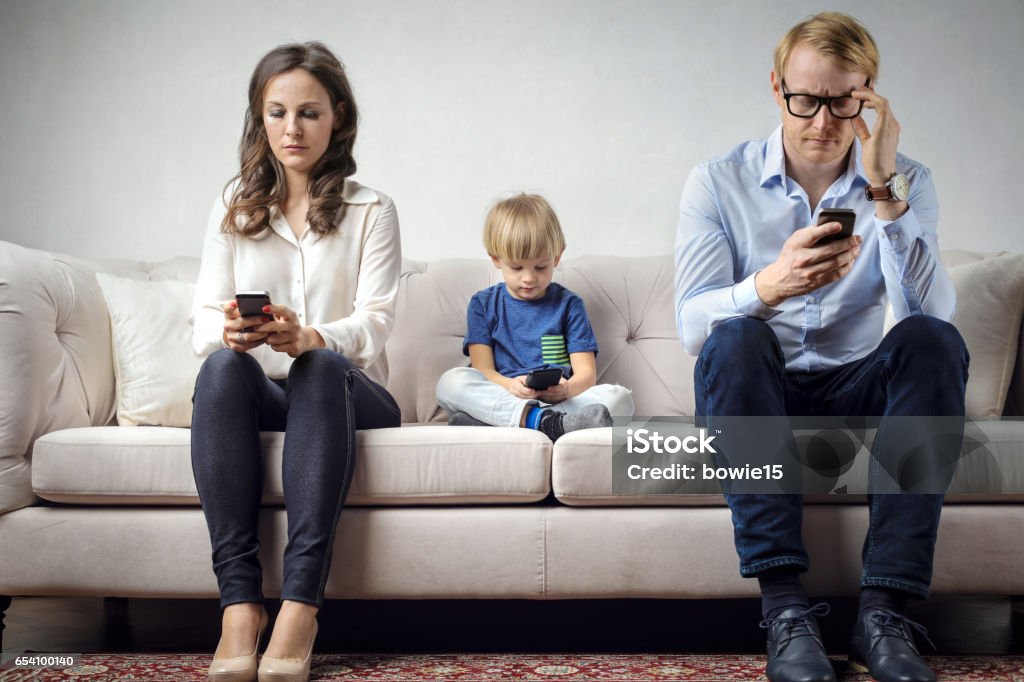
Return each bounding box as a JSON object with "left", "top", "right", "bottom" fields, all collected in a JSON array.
[{"left": 4, "top": 596, "right": 1024, "bottom": 655}]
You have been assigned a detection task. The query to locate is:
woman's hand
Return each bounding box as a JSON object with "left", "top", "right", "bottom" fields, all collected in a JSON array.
[
  {"left": 506, "top": 375, "right": 540, "bottom": 400},
  {"left": 253, "top": 303, "right": 326, "bottom": 358},
  {"left": 222, "top": 301, "right": 270, "bottom": 352},
  {"left": 537, "top": 378, "right": 570, "bottom": 404}
]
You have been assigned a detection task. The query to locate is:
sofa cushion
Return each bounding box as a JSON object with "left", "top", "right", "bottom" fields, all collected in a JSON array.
[
  {"left": 95, "top": 273, "right": 202, "bottom": 427},
  {"left": 31, "top": 425, "right": 551, "bottom": 505},
  {"left": 551, "top": 421, "right": 1024, "bottom": 506},
  {"left": 387, "top": 259, "right": 496, "bottom": 423},
  {"left": 886, "top": 252, "right": 1024, "bottom": 417},
  {"left": 946, "top": 254, "right": 1024, "bottom": 416},
  {"left": 558, "top": 256, "right": 696, "bottom": 418}
]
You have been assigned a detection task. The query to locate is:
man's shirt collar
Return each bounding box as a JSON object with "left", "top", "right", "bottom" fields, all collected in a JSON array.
[
  {"left": 759, "top": 126, "right": 787, "bottom": 188},
  {"left": 759, "top": 125, "right": 869, "bottom": 192}
]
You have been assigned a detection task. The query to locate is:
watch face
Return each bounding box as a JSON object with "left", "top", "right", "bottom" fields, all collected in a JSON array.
[{"left": 891, "top": 174, "right": 910, "bottom": 201}]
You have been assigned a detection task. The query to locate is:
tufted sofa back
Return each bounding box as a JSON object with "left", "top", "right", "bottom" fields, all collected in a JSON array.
[
  {"left": 79, "top": 252, "right": 696, "bottom": 422},
  {"left": 96, "top": 253, "right": 697, "bottom": 421},
  {"left": 388, "top": 256, "right": 694, "bottom": 423}
]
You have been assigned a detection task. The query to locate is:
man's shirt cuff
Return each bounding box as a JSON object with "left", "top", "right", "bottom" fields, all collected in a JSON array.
[
  {"left": 875, "top": 207, "right": 924, "bottom": 255},
  {"left": 732, "top": 272, "right": 782, "bottom": 320}
]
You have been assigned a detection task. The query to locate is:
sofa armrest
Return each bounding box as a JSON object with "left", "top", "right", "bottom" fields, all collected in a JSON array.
[{"left": 0, "top": 241, "right": 116, "bottom": 514}]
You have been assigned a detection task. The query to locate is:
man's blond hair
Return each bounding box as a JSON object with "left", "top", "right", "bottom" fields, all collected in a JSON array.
[
  {"left": 484, "top": 194, "right": 566, "bottom": 261},
  {"left": 774, "top": 12, "right": 879, "bottom": 84}
]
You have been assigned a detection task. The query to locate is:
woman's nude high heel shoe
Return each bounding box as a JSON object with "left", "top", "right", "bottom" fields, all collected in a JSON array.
[
  {"left": 208, "top": 608, "right": 269, "bottom": 682},
  {"left": 257, "top": 620, "right": 318, "bottom": 682}
]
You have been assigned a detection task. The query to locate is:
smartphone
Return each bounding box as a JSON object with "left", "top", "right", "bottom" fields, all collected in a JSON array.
[
  {"left": 235, "top": 291, "right": 271, "bottom": 319},
  {"left": 816, "top": 208, "right": 856, "bottom": 245},
  {"left": 524, "top": 368, "right": 564, "bottom": 390}
]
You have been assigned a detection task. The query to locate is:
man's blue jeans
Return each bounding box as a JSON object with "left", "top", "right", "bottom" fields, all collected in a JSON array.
[
  {"left": 191, "top": 348, "right": 401, "bottom": 609},
  {"left": 694, "top": 315, "right": 968, "bottom": 598}
]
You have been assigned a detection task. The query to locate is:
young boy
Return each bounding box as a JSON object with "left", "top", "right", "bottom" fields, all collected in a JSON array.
[{"left": 436, "top": 194, "right": 634, "bottom": 440}]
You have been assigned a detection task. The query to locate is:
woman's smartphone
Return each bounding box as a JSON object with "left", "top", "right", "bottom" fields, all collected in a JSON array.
[
  {"left": 816, "top": 208, "right": 856, "bottom": 245},
  {"left": 235, "top": 291, "right": 271, "bottom": 319},
  {"left": 524, "top": 368, "right": 564, "bottom": 390}
]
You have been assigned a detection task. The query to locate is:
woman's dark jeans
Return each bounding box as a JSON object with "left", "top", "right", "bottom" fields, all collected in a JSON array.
[
  {"left": 694, "top": 315, "right": 969, "bottom": 598},
  {"left": 191, "top": 348, "right": 401, "bottom": 609}
]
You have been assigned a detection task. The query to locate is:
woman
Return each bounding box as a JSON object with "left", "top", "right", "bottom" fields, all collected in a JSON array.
[{"left": 191, "top": 42, "right": 402, "bottom": 682}]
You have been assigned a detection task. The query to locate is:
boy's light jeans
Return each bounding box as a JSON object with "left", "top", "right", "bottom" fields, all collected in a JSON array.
[{"left": 436, "top": 366, "right": 635, "bottom": 427}]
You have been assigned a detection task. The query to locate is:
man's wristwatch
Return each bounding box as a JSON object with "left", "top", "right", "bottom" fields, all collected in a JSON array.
[{"left": 864, "top": 173, "right": 910, "bottom": 202}]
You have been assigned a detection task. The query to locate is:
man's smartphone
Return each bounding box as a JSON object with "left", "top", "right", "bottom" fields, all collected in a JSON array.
[
  {"left": 816, "top": 208, "right": 856, "bottom": 245},
  {"left": 235, "top": 291, "right": 271, "bottom": 320},
  {"left": 524, "top": 368, "right": 564, "bottom": 390}
]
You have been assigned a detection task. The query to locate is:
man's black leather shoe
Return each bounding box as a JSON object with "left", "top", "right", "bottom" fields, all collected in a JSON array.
[
  {"left": 761, "top": 603, "right": 836, "bottom": 682},
  {"left": 849, "top": 607, "right": 936, "bottom": 682}
]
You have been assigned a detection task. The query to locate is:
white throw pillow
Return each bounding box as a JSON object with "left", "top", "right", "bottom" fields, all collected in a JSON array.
[
  {"left": 885, "top": 253, "right": 1024, "bottom": 417},
  {"left": 949, "top": 254, "right": 1024, "bottom": 416},
  {"left": 95, "top": 273, "right": 202, "bottom": 427}
]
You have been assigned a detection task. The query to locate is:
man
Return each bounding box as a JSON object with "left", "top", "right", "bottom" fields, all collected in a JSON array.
[{"left": 674, "top": 12, "right": 968, "bottom": 682}]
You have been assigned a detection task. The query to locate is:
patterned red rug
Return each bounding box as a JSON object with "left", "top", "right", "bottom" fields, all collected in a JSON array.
[{"left": 2, "top": 653, "right": 1023, "bottom": 680}]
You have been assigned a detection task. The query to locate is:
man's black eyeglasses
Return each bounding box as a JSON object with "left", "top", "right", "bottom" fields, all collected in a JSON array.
[{"left": 781, "top": 80, "right": 867, "bottom": 120}]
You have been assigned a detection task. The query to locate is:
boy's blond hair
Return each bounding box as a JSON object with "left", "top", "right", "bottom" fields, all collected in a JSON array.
[
  {"left": 774, "top": 12, "right": 880, "bottom": 84},
  {"left": 484, "top": 194, "right": 566, "bottom": 261}
]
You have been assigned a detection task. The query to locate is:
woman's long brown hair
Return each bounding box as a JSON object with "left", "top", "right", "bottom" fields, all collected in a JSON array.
[{"left": 221, "top": 41, "right": 359, "bottom": 237}]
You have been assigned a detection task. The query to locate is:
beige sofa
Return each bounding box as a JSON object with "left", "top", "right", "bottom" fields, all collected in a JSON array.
[{"left": 2, "top": 239, "right": 1023, "bottom": 650}]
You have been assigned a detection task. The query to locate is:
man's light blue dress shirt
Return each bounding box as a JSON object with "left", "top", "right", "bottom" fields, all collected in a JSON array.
[{"left": 674, "top": 126, "right": 956, "bottom": 373}]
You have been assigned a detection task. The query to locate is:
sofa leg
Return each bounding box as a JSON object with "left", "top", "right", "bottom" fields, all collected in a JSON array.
[
  {"left": 103, "top": 597, "right": 132, "bottom": 649},
  {"left": 0, "top": 595, "right": 11, "bottom": 652}
]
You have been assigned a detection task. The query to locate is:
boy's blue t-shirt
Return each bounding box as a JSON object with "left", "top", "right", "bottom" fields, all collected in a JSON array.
[{"left": 463, "top": 282, "right": 598, "bottom": 378}]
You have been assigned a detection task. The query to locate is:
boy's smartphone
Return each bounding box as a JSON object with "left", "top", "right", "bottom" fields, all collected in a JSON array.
[
  {"left": 816, "top": 208, "right": 856, "bottom": 245},
  {"left": 524, "top": 368, "right": 564, "bottom": 390},
  {"left": 235, "top": 291, "right": 271, "bottom": 319}
]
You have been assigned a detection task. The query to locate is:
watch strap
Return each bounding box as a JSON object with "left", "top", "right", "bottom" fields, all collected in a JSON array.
[{"left": 864, "top": 184, "right": 895, "bottom": 201}]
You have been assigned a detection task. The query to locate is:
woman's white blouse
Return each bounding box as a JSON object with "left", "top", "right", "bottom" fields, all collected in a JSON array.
[{"left": 191, "top": 179, "right": 401, "bottom": 385}]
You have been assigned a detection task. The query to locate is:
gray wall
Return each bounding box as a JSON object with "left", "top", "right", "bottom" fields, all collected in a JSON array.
[{"left": 1, "top": 0, "right": 1021, "bottom": 262}]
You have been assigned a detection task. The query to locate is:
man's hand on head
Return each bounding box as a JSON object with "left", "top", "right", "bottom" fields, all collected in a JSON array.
[
  {"left": 850, "top": 86, "right": 899, "bottom": 187},
  {"left": 851, "top": 86, "right": 909, "bottom": 221},
  {"left": 754, "top": 224, "right": 862, "bottom": 307}
]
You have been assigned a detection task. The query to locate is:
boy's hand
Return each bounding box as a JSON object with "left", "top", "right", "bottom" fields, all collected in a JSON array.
[
  {"left": 537, "top": 378, "right": 570, "bottom": 404},
  {"left": 507, "top": 375, "right": 540, "bottom": 400}
]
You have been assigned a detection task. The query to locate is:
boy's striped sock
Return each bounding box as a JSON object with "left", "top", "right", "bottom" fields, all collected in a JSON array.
[
  {"left": 525, "top": 405, "right": 612, "bottom": 440},
  {"left": 525, "top": 406, "right": 564, "bottom": 439},
  {"left": 534, "top": 408, "right": 566, "bottom": 440},
  {"left": 525, "top": 406, "right": 546, "bottom": 430}
]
